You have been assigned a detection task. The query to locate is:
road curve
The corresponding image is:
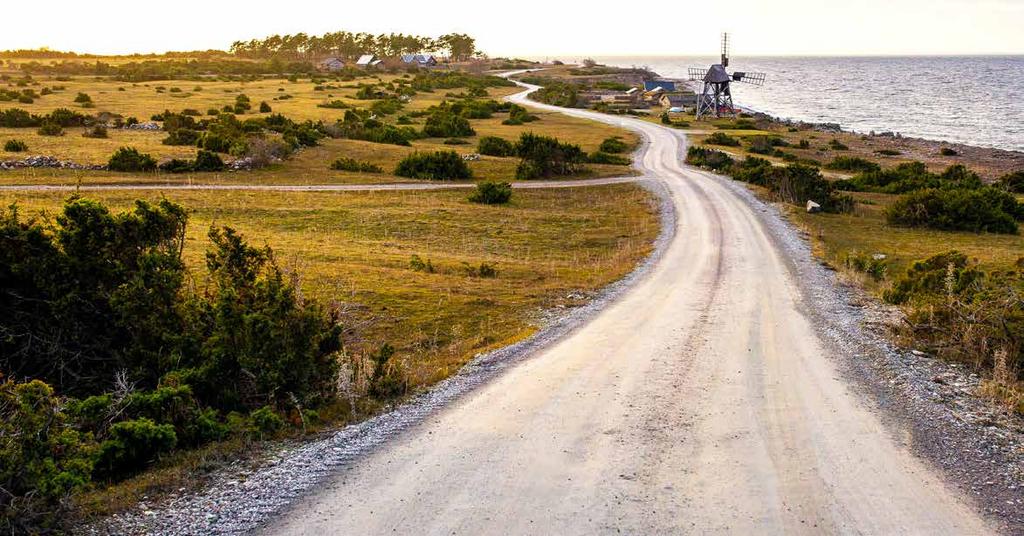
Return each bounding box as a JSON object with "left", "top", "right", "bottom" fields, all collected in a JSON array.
[{"left": 260, "top": 85, "right": 993, "bottom": 535}]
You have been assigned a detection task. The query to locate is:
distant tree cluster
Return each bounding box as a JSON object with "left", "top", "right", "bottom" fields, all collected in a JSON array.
[{"left": 229, "top": 31, "right": 478, "bottom": 61}]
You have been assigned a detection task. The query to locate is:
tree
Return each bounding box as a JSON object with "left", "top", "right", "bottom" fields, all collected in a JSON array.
[{"left": 438, "top": 33, "right": 477, "bottom": 61}]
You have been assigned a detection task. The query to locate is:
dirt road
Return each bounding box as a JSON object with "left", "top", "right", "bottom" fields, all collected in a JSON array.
[{"left": 258, "top": 85, "right": 993, "bottom": 534}]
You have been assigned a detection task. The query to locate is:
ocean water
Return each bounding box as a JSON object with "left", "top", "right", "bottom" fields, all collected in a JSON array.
[{"left": 596, "top": 56, "right": 1024, "bottom": 153}]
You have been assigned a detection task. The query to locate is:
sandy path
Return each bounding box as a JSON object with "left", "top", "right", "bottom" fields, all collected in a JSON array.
[{"left": 258, "top": 85, "right": 993, "bottom": 535}]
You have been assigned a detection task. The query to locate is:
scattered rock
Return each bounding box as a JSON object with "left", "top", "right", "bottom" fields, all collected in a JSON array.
[{"left": 806, "top": 200, "right": 821, "bottom": 213}]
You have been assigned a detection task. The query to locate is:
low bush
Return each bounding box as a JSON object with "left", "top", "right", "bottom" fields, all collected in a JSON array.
[
  {"left": 886, "top": 187, "right": 1024, "bottom": 234},
  {"left": 108, "top": 146, "right": 157, "bottom": 171},
  {"left": 685, "top": 146, "right": 734, "bottom": 172},
  {"left": 705, "top": 132, "right": 740, "bottom": 147},
  {"left": 37, "top": 122, "right": 64, "bottom": 136},
  {"left": 422, "top": 110, "right": 475, "bottom": 138},
  {"left": 193, "top": 149, "right": 225, "bottom": 172},
  {"left": 730, "top": 156, "right": 773, "bottom": 186},
  {"left": 1, "top": 379, "right": 95, "bottom": 533},
  {"left": 587, "top": 151, "right": 630, "bottom": 165},
  {"left": 443, "top": 138, "right": 469, "bottom": 145},
  {"left": 94, "top": 418, "right": 177, "bottom": 480},
  {"left": 882, "top": 251, "right": 981, "bottom": 305},
  {"left": 514, "top": 133, "right": 586, "bottom": 180},
  {"left": 835, "top": 162, "right": 982, "bottom": 194},
  {"left": 73, "top": 92, "right": 92, "bottom": 104},
  {"left": 940, "top": 147, "right": 959, "bottom": 156},
  {"left": 825, "top": 156, "right": 881, "bottom": 173},
  {"left": 998, "top": 171, "right": 1024, "bottom": 193},
  {"left": 330, "top": 157, "right": 382, "bottom": 173},
  {"left": 843, "top": 252, "right": 888, "bottom": 281},
  {"left": 599, "top": 136, "right": 629, "bottom": 154},
  {"left": 875, "top": 149, "right": 901, "bottom": 156},
  {"left": 477, "top": 136, "right": 515, "bottom": 157},
  {"left": 3, "top": 139, "right": 27, "bottom": 152},
  {"left": 468, "top": 181, "right": 513, "bottom": 204},
  {"left": 317, "top": 100, "right": 349, "bottom": 109},
  {"left": 394, "top": 151, "right": 472, "bottom": 180},
  {"left": 82, "top": 125, "right": 108, "bottom": 139},
  {"left": 162, "top": 128, "right": 202, "bottom": 146},
  {"left": 259, "top": 101, "right": 271, "bottom": 113},
  {"left": 828, "top": 139, "right": 849, "bottom": 150},
  {"left": 769, "top": 164, "right": 854, "bottom": 213},
  {"left": 368, "top": 344, "right": 407, "bottom": 399},
  {"left": 746, "top": 135, "right": 789, "bottom": 155}
]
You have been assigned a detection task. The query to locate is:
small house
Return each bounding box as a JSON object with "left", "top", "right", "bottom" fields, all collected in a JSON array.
[
  {"left": 644, "top": 80, "right": 677, "bottom": 92},
  {"left": 660, "top": 93, "right": 697, "bottom": 109},
  {"left": 318, "top": 57, "right": 346, "bottom": 72},
  {"left": 356, "top": 54, "right": 384, "bottom": 69},
  {"left": 400, "top": 54, "right": 439, "bottom": 67}
]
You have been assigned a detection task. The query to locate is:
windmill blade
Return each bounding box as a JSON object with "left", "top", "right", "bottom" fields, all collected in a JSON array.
[
  {"left": 732, "top": 71, "right": 766, "bottom": 86},
  {"left": 687, "top": 67, "right": 709, "bottom": 81}
]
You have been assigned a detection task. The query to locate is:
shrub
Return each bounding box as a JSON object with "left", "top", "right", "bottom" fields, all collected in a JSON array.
[
  {"left": 875, "top": 149, "right": 901, "bottom": 156},
  {"left": 747, "top": 135, "right": 788, "bottom": 155},
  {"left": 660, "top": 112, "right": 672, "bottom": 125},
  {"left": 886, "top": 187, "right": 1024, "bottom": 234},
  {"left": 37, "top": 122, "right": 64, "bottom": 136},
  {"left": 505, "top": 104, "right": 537, "bottom": 124},
  {"left": 159, "top": 158, "right": 194, "bottom": 173},
  {"left": 769, "top": 164, "right": 854, "bottom": 213},
  {"left": 193, "top": 150, "right": 225, "bottom": 172},
  {"left": 828, "top": 139, "right": 849, "bottom": 150},
  {"left": 162, "top": 128, "right": 202, "bottom": 146},
  {"left": 73, "top": 92, "right": 92, "bottom": 104},
  {"left": 588, "top": 151, "right": 630, "bottom": 165},
  {"left": 250, "top": 406, "right": 284, "bottom": 438},
  {"left": 3, "top": 139, "right": 27, "bottom": 152},
  {"left": 834, "top": 162, "right": 981, "bottom": 194},
  {"left": 705, "top": 132, "right": 740, "bottom": 147},
  {"left": 998, "top": 171, "right": 1024, "bottom": 193},
  {"left": 514, "top": 133, "right": 586, "bottom": 180},
  {"left": 1, "top": 379, "right": 95, "bottom": 533},
  {"left": 468, "top": 181, "right": 513, "bottom": 204},
  {"left": 825, "top": 156, "right": 881, "bottom": 173},
  {"left": 477, "top": 136, "right": 515, "bottom": 157},
  {"left": 259, "top": 101, "right": 271, "bottom": 113},
  {"left": 330, "top": 157, "right": 382, "bottom": 173},
  {"left": 94, "top": 418, "right": 176, "bottom": 479},
  {"left": 82, "top": 125, "right": 108, "bottom": 139},
  {"left": 368, "top": 344, "right": 407, "bottom": 399},
  {"left": 685, "top": 146, "right": 734, "bottom": 172},
  {"left": 940, "top": 147, "right": 959, "bottom": 156},
  {"left": 882, "top": 250, "right": 980, "bottom": 305},
  {"left": 730, "top": 156, "right": 773, "bottom": 186},
  {"left": 317, "top": 100, "right": 349, "bottom": 109},
  {"left": 409, "top": 255, "right": 434, "bottom": 273},
  {"left": 108, "top": 147, "right": 157, "bottom": 171},
  {"left": 797, "top": 139, "right": 811, "bottom": 149},
  {"left": 422, "top": 110, "right": 475, "bottom": 138},
  {"left": 394, "top": 151, "right": 472, "bottom": 180},
  {"left": 844, "top": 252, "right": 888, "bottom": 282},
  {"left": 443, "top": 138, "right": 469, "bottom": 145},
  {"left": 599, "top": 136, "right": 629, "bottom": 154}
]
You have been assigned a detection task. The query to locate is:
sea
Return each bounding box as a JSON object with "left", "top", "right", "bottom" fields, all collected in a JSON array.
[{"left": 595, "top": 56, "right": 1024, "bottom": 153}]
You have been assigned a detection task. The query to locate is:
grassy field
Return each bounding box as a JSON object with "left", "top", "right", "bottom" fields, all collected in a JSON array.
[{"left": 0, "top": 73, "right": 637, "bottom": 185}]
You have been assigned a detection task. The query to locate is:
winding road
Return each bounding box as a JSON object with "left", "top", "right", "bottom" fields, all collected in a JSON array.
[{"left": 252, "top": 84, "right": 994, "bottom": 534}]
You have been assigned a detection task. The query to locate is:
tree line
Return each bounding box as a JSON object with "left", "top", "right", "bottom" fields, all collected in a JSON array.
[{"left": 229, "top": 31, "right": 478, "bottom": 62}]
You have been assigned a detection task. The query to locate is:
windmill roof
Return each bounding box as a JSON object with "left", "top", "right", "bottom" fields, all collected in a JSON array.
[{"left": 705, "top": 65, "right": 732, "bottom": 84}]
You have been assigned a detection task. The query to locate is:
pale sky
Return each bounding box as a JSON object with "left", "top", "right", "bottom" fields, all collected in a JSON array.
[{"left": 2, "top": 0, "right": 1022, "bottom": 57}]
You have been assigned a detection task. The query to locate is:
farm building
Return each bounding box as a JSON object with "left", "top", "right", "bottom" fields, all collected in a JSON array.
[
  {"left": 400, "top": 54, "right": 439, "bottom": 67},
  {"left": 317, "top": 57, "right": 346, "bottom": 72},
  {"left": 356, "top": 54, "right": 384, "bottom": 69}
]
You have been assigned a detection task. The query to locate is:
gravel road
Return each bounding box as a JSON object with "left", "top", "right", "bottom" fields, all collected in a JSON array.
[{"left": 255, "top": 85, "right": 995, "bottom": 534}]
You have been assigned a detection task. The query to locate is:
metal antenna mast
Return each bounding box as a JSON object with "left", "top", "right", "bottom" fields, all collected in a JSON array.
[{"left": 687, "top": 33, "right": 766, "bottom": 120}]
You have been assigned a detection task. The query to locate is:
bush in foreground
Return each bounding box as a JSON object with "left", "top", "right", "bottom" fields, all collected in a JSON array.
[
  {"left": 685, "top": 146, "right": 734, "bottom": 172},
  {"left": 705, "top": 132, "right": 740, "bottom": 147},
  {"left": 108, "top": 147, "right": 157, "bottom": 171},
  {"left": 468, "top": 181, "right": 513, "bottom": 204},
  {"left": 599, "top": 136, "right": 629, "bottom": 154},
  {"left": 514, "top": 133, "right": 586, "bottom": 180},
  {"left": 394, "top": 151, "right": 472, "bottom": 180}
]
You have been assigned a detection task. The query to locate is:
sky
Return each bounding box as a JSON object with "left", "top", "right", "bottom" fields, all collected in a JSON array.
[{"left": 2, "top": 0, "right": 1022, "bottom": 57}]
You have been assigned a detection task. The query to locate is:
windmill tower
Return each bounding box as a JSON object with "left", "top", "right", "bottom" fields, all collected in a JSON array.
[{"left": 687, "top": 33, "right": 766, "bottom": 120}]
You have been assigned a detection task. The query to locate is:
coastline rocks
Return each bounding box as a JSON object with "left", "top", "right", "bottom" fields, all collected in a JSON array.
[{"left": 0, "top": 155, "right": 104, "bottom": 170}]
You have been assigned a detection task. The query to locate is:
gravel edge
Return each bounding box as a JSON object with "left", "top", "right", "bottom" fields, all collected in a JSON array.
[
  {"left": 705, "top": 170, "right": 1024, "bottom": 535},
  {"left": 86, "top": 138, "right": 675, "bottom": 536}
]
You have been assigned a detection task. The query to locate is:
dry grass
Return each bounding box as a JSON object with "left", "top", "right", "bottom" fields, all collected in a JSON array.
[{"left": 0, "top": 74, "right": 637, "bottom": 185}]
